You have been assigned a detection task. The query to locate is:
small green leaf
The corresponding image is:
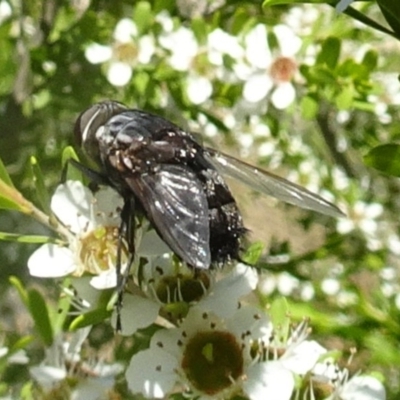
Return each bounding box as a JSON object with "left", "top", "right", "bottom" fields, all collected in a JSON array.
[
  {"left": 362, "top": 50, "right": 378, "bottom": 71},
  {"left": 300, "top": 95, "right": 318, "bottom": 120},
  {"left": 133, "top": 1, "right": 152, "bottom": 34},
  {"left": 0, "top": 232, "right": 58, "bottom": 244},
  {"left": 62, "top": 146, "right": 82, "bottom": 182},
  {"left": 269, "top": 297, "right": 290, "bottom": 341},
  {"left": 53, "top": 279, "right": 73, "bottom": 333},
  {"left": 30, "top": 156, "right": 50, "bottom": 214},
  {"left": 69, "top": 308, "right": 112, "bottom": 330},
  {"left": 317, "top": 37, "right": 341, "bottom": 70},
  {"left": 191, "top": 18, "right": 208, "bottom": 44},
  {"left": 335, "top": 84, "right": 354, "bottom": 110},
  {"left": 242, "top": 241, "right": 264, "bottom": 265},
  {"left": 9, "top": 276, "right": 29, "bottom": 307},
  {"left": 10, "top": 336, "right": 34, "bottom": 352},
  {"left": 377, "top": 0, "right": 400, "bottom": 38},
  {"left": 27, "top": 289, "right": 54, "bottom": 346},
  {"left": 0, "top": 179, "right": 30, "bottom": 212},
  {"left": 0, "top": 157, "right": 14, "bottom": 187},
  {"left": 364, "top": 144, "right": 400, "bottom": 177}
]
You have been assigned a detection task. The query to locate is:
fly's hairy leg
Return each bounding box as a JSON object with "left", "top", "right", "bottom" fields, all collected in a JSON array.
[{"left": 115, "top": 196, "right": 136, "bottom": 332}]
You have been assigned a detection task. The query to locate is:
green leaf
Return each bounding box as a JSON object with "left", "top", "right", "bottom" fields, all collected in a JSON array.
[
  {"left": 0, "top": 157, "right": 14, "bottom": 187},
  {"left": 316, "top": 37, "right": 341, "bottom": 70},
  {"left": 377, "top": 0, "right": 400, "bottom": 38},
  {"left": 9, "top": 276, "right": 29, "bottom": 307},
  {"left": 30, "top": 156, "right": 50, "bottom": 214},
  {"left": 191, "top": 18, "right": 208, "bottom": 44},
  {"left": 10, "top": 336, "right": 34, "bottom": 352},
  {"left": 61, "top": 146, "right": 82, "bottom": 182},
  {"left": 0, "top": 179, "right": 31, "bottom": 212},
  {"left": 0, "top": 232, "right": 58, "bottom": 244},
  {"left": 242, "top": 241, "right": 264, "bottom": 265},
  {"left": 300, "top": 95, "right": 318, "bottom": 120},
  {"left": 27, "top": 289, "right": 54, "bottom": 346},
  {"left": 133, "top": 1, "right": 152, "bottom": 34},
  {"left": 269, "top": 297, "right": 290, "bottom": 341},
  {"left": 335, "top": 84, "right": 354, "bottom": 110},
  {"left": 364, "top": 144, "right": 400, "bottom": 177},
  {"left": 69, "top": 308, "right": 112, "bottom": 330},
  {"left": 53, "top": 279, "right": 73, "bottom": 334},
  {"left": 362, "top": 49, "right": 378, "bottom": 71}
]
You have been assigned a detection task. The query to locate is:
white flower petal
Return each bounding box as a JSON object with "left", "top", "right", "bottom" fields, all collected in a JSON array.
[
  {"left": 114, "top": 18, "right": 137, "bottom": 42},
  {"left": 243, "top": 75, "right": 273, "bottom": 103},
  {"left": 0, "top": 347, "right": 8, "bottom": 358},
  {"left": 71, "top": 377, "right": 115, "bottom": 400},
  {"left": 339, "top": 375, "right": 386, "bottom": 400},
  {"left": 198, "top": 264, "right": 258, "bottom": 318},
  {"left": 273, "top": 25, "right": 301, "bottom": 57},
  {"left": 281, "top": 340, "right": 326, "bottom": 375},
  {"left": 30, "top": 365, "right": 67, "bottom": 387},
  {"left": 51, "top": 181, "right": 94, "bottom": 233},
  {"left": 107, "top": 62, "right": 132, "bottom": 86},
  {"left": 126, "top": 348, "right": 178, "bottom": 398},
  {"left": 138, "top": 35, "right": 155, "bottom": 63},
  {"left": 245, "top": 24, "right": 271, "bottom": 68},
  {"left": 28, "top": 244, "right": 76, "bottom": 277},
  {"left": 227, "top": 305, "right": 272, "bottom": 341},
  {"left": 85, "top": 43, "right": 113, "bottom": 64},
  {"left": 187, "top": 76, "right": 212, "bottom": 105},
  {"left": 150, "top": 326, "right": 184, "bottom": 359},
  {"left": 244, "top": 361, "right": 294, "bottom": 400},
  {"left": 90, "top": 269, "right": 118, "bottom": 289},
  {"left": 0, "top": 0, "right": 12, "bottom": 23},
  {"left": 92, "top": 186, "right": 123, "bottom": 226},
  {"left": 112, "top": 294, "right": 160, "bottom": 336},
  {"left": 271, "top": 83, "right": 295, "bottom": 110}
]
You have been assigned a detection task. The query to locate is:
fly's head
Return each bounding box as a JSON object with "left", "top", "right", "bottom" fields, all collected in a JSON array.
[{"left": 74, "top": 101, "right": 127, "bottom": 165}]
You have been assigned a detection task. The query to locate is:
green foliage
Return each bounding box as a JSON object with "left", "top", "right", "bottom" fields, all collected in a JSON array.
[
  {"left": 365, "top": 143, "right": 400, "bottom": 177},
  {"left": 0, "top": 0, "right": 399, "bottom": 398}
]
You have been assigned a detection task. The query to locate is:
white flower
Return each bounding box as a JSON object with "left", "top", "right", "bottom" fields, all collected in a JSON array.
[
  {"left": 159, "top": 26, "right": 199, "bottom": 71},
  {"left": 337, "top": 200, "right": 384, "bottom": 249},
  {"left": 311, "top": 357, "right": 386, "bottom": 400},
  {"left": 239, "top": 24, "right": 299, "bottom": 109},
  {"left": 125, "top": 306, "right": 290, "bottom": 399},
  {"left": 0, "top": 0, "right": 11, "bottom": 24},
  {"left": 28, "top": 180, "right": 128, "bottom": 289},
  {"left": 186, "top": 75, "right": 213, "bottom": 104},
  {"left": 85, "top": 18, "right": 155, "bottom": 86},
  {"left": 115, "top": 262, "right": 258, "bottom": 336}
]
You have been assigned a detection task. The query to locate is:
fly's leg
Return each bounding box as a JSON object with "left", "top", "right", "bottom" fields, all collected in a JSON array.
[
  {"left": 115, "top": 196, "right": 136, "bottom": 332},
  {"left": 61, "top": 158, "right": 109, "bottom": 186}
]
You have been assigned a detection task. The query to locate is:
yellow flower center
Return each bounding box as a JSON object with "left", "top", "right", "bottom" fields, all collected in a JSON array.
[
  {"left": 78, "top": 226, "right": 128, "bottom": 275},
  {"left": 114, "top": 42, "right": 138, "bottom": 63}
]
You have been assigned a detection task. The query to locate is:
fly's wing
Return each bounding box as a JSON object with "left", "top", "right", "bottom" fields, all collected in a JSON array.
[
  {"left": 125, "top": 165, "right": 211, "bottom": 269},
  {"left": 205, "top": 148, "right": 344, "bottom": 218}
]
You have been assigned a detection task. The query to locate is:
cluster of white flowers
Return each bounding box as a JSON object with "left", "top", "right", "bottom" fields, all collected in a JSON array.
[
  {"left": 25, "top": 181, "right": 386, "bottom": 399},
  {"left": 84, "top": 11, "right": 301, "bottom": 112}
]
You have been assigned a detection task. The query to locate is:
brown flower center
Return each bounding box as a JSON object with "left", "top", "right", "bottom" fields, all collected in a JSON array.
[{"left": 181, "top": 330, "right": 244, "bottom": 395}]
